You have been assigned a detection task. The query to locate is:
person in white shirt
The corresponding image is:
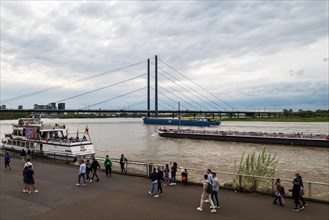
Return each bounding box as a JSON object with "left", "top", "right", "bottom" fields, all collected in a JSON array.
[{"left": 76, "top": 160, "right": 86, "bottom": 186}]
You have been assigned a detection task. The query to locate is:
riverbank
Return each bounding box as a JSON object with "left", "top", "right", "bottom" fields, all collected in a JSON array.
[{"left": 1, "top": 158, "right": 329, "bottom": 220}]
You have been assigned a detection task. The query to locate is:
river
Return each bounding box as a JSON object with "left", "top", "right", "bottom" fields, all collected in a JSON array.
[{"left": 1, "top": 118, "right": 328, "bottom": 183}]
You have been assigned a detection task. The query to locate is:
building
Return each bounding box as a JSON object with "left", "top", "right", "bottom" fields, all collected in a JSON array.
[
  {"left": 18, "top": 105, "right": 23, "bottom": 110},
  {"left": 58, "top": 103, "right": 65, "bottom": 110}
]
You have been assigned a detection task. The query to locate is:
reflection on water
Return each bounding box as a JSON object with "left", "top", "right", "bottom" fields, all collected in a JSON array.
[{"left": 1, "top": 118, "right": 328, "bottom": 183}]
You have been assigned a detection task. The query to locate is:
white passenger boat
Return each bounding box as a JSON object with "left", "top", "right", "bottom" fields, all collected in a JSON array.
[{"left": 1, "top": 118, "right": 95, "bottom": 162}]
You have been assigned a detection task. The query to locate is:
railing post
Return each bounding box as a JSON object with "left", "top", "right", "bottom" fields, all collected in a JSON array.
[
  {"left": 308, "top": 182, "right": 312, "bottom": 199},
  {"left": 239, "top": 174, "right": 242, "bottom": 191},
  {"left": 271, "top": 178, "right": 275, "bottom": 194}
]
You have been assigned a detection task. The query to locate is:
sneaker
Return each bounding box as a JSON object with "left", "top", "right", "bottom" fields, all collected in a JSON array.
[
  {"left": 170, "top": 183, "right": 174, "bottom": 186},
  {"left": 28, "top": 191, "right": 32, "bottom": 194},
  {"left": 196, "top": 207, "right": 202, "bottom": 211},
  {"left": 148, "top": 191, "right": 151, "bottom": 195},
  {"left": 23, "top": 189, "right": 28, "bottom": 193},
  {"left": 216, "top": 206, "right": 220, "bottom": 209},
  {"left": 154, "top": 195, "right": 159, "bottom": 198},
  {"left": 205, "top": 199, "right": 209, "bottom": 203},
  {"left": 89, "top": 179, "right": 93, "bottom": 183},
  {"left": 211, "top": 209, "right": 217, "bottom": 213},
  {"left": 299, "top": 206, "right": 304, "bottom": 210},
  {"left": 76, "top": 183, "right": 80, "bottom": 186},
  {"left": 292, "top": 208, "right": 300, "bottom": 212},
  {"left": 210, "top": 206, "right": 215, "bottom": 209},
  {"left": 304, "top": 203, "right": 308, "bottom": 207}
]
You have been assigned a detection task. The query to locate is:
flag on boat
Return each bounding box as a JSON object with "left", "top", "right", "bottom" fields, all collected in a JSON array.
[{"left": 84, "top": 126, "right": 89, "bottom": 134}]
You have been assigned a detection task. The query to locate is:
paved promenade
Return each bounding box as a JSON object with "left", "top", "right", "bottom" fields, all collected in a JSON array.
[{"left": 1, "top": 158, "right": 328, "bottom": 220}]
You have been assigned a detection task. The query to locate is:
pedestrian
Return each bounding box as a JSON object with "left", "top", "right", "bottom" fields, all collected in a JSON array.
[
  {"left": 90, "top": 157, "right": 100, "bottom": 182},
  {"left": 22, "top": 166, "right": 29, "bottom": 193},
  {"left": 211, "top": 172, "right": 220, "bottom": 208},
  {"left": 24, "top": 159, "right": 33, "bottom": 169},
  {"left": 26, "top": 147, "right": 32, "bottom": 161},
  {"left": 163, "top": 164, "right": 170, "bottom": 187},
  {"left": 4, "top": 152, "right": 11, "bottom": 170},
  {"left": 148, "top": 167, "right": 159, "bottom": 198},
  {"left": 120, "top": 154, "right": 128, "bottom": 173},
  {"left": 170, "top": 162, "right": 177, "bottom": 186},
  {"left": 295, "top": 172, "right": 307, "bottom": 206},
  {"left": 86, "top": 160, "right": 92, "bottom": 182},
  {"left": 196, "top": 174, "right": 216, "bottom": 213},
  {"left": 24, "top": 164, "right": 39, "bottom": 193},
  {"left": 181, "top": 168, "right": 188, "bottom": 185},
  {"left": 20, "top": 149, "right": 26, "bottom": 163},
  {"left": 157, "top": 166, "right": 163, "bottom": 195},
  {"left": 205, "top": 169, "right": 213, "bottom": 202},
  {"left": 76, "top": 160, "right": 86, "bottom": 186},
  {"left": 104, "top": 155, "right": 112, "bottom": 176},
  {"left": 289, "top": 179, "right": 304, "bottom": 211},
  {"left": 273, "top": 178, "right": 285, "bottom": 206}
]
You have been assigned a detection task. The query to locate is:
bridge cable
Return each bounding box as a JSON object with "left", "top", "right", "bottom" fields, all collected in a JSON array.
[
  {"left": 1, "top": 61, "right": 146, "bottom": 104},
  {"left": 54, "top": 73, "right": 146, "bottom": 103},
  {"left": 80, "top": 87, "right": 147, "bottom": 110},
  {"left": 158, "top": 58, "right": 239, "bottom": 112}
]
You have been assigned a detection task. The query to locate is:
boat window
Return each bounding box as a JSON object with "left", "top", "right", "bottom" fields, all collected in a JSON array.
[
  {"left": 8, "top": 140, "right": 13, "bottom": 145},
  {"left": 21, "top": 141, "right": 26, "bottom": 147},
  {"left": 41, "top": 132, "right": 47, "bottom": 139},
  {"left": 13, "top": 140, "right": 17, "bottom": 146},
  {"left": 29, "top": 142, "right": 34, "bottom": 148},
  {"left": 13, "top": 130, "right": 18, "bottom": 135}
]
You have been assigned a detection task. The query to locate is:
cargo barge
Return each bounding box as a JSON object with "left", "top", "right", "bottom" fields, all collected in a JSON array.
[
  {"left": 143, "top": 117, "right": 220, "bottom": 126},
  {"left": 158, "top": 128, "right": 329, "bottom": 147}
]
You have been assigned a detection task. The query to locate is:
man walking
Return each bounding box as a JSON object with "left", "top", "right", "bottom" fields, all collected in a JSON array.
[
  {"left": 76, "top": 160, "right": 86, "bottom": 186},
  {"left": 90, "top": 157, "right": 100, "bottom": 182},
  {"left": 196, "top": 174, "right": 216, "bottom": 213}
]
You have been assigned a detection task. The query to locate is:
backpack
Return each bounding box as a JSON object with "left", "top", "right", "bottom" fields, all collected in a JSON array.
[{"left": 206, "top": 182, "right": 213, "bottom": 193}]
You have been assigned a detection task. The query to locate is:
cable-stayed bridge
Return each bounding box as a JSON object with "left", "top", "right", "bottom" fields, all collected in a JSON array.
[{"left": 0, "top": 56, "right": 284, "bottom": 117}]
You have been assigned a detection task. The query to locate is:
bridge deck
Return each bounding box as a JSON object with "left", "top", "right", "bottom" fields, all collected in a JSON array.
[{"left": 1, "top": 158, "right": 328, "bottom": 220}]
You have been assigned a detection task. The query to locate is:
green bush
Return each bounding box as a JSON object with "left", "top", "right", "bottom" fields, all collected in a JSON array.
[{"left": 233, "top": 147, "right": 278, "bottom": 191}]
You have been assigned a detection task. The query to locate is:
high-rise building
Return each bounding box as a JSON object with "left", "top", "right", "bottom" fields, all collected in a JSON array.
[
  {"left": 18, "top": 105, "right": 23, "bottom": 109},
  {"left": 49, "top": 102, "right": 57, "bottom": 109},
  {"left": 58, "top": 103, "right": 65, "bottom": 110}
]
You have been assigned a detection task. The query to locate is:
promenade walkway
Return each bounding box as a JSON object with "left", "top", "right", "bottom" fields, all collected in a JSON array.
[{"left": 1, "top": 158, "right": 328, "bottom": 220}]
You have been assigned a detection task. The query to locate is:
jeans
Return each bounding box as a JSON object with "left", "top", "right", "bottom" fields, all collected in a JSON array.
[
  {"left": 78, "top": 173, "right": 86, "bottom": 184},
  {"left": 151, "top": 181, "right": 157, "bottom": 195},
  {"left": 171, "top": 172, "right": 176, "bottom": 183},
  {"left": 211, "top": 191, "right": 219, "bottom": 207}
]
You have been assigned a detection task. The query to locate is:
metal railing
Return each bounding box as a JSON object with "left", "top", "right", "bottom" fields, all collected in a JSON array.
[{"left": 2, "top": 149, "right": 328, "bottom": 203}]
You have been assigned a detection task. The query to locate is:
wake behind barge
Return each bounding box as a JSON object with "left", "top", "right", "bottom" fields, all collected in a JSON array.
[{"left": 158, "top": 128, "right": 329, "bottom": 147}]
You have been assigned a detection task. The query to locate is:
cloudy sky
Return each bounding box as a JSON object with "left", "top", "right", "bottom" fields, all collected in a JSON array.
[{"left": 1, "top": 1, "right": 328, "bottom": 111}]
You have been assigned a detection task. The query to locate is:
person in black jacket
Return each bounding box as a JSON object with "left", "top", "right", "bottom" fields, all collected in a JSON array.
[
  {"left": 157, "top": 166, "right": 163, "bottom": 195},
  {"left": 295, "top": 172, "right": 307, "bottom": 206},
  {"left": 90, "top": 157, "right": 100, "bottom": 182},
  {"left": 290, "top": 179, "right": 304, "bottom": 211},
  {"left": 148, "top": 168, "right": 159, "bottom": 197}
]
